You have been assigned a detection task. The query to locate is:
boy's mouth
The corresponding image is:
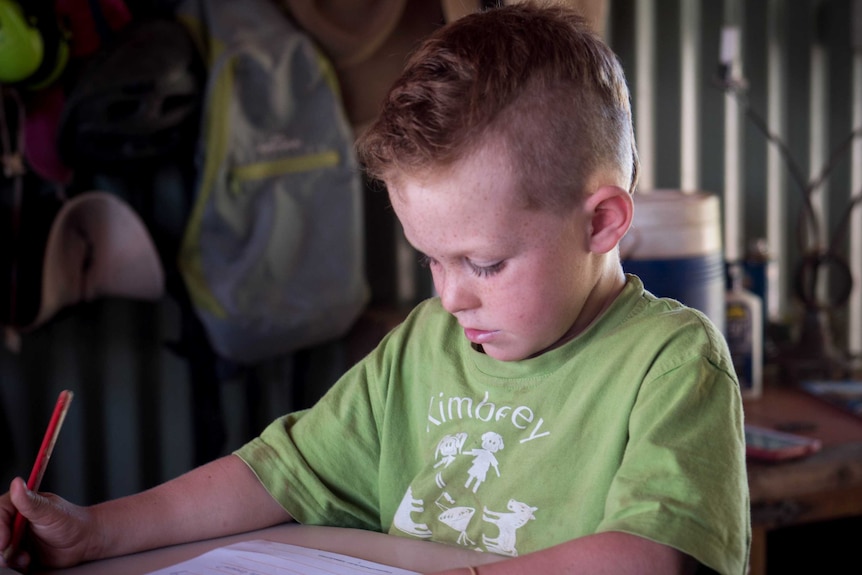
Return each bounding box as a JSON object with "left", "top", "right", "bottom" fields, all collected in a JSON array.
[{"left": 463, "top": 328, "right": 499, "bottom": 344}]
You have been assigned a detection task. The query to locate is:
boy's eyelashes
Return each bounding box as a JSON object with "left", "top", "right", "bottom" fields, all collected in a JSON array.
[
  {"left": 468, "top": 260, "right": 506, "bottom": 278},
  {"left": 417, "top": 254, "right": 506, "bottom": 278}
]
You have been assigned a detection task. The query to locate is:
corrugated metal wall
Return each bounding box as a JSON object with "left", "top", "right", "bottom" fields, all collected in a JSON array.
[
  {"left": 2, "top": 0, "right": 861, "bottom": 507},
  {"left": 0, "top": 295, "right": 350, "bottom": 505},
  {"left": 610, "top": 0, "right": 861, "bottom": 359}
]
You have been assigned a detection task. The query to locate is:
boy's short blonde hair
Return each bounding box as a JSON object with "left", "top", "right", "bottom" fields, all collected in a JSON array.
[{"left": 357, "top": 1, "right": 639, "bottom": 211}]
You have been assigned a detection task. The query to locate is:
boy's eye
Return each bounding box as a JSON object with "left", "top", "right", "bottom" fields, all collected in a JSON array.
[
  {"left": 418, "top": 253, "right": 505, "bottom": 278},
  {"left": 467, "top": 260, "right": 505, "bottom": 278},
  {"left": 418, "top": 254, "right": 435, "bottom": 268}
]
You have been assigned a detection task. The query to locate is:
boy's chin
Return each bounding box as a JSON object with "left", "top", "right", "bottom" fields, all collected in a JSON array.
[{"left": 474, "top": 342, "right": 537, "bottom": 362}]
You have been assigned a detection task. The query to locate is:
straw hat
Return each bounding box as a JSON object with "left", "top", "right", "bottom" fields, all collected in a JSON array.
[
  {"left": 281, "top": 0, "right": 441, "bottom": 134},
  {"left": 442, "top": 0, "right": 608, "bottom": 35},
  {"left": 283, "top": 0, "right": 609, "bottom": 135}
]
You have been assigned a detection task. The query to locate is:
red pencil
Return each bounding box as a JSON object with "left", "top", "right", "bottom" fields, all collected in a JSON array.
[{"left": 6, "top": 390, "right": 74, "bottom": 555}]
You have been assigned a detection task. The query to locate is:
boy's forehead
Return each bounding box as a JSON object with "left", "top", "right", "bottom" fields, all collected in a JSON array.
[
  {"left": 388, "top": 161, "right": 575, "bottom": 256},
  {"left": 387, "top": 173, "right": 515, "bottom": 214},
  {"left": 386, "top": 141, "right": 520, "bottom": 204}
]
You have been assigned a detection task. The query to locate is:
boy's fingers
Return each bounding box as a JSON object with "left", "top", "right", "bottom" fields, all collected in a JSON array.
[
  {"left": 0, "top": 481, "right": 18, "bottom": 520},
  {"left": 2, "top": 538, "right": 30, "bottom": 572},
  {"left": 3, "top": 479, "right": 35, "bottom": 572},
  {"left": 9, "top": 478, "right": 51, "bottom": 526},
  {"left": 7, "top": 478, "right": 26, "bottom": 499},
  {"left": 1, "top": 547, "right": 29, "bottom": 572},
  {"left": 0, "top": 480, "right": 22, "bottom": 548},
  {"left": 7, "top": 479, "right": 32, "bottom": 516}
]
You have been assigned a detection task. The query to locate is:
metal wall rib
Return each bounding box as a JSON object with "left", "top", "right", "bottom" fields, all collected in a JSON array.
[{"left": 620, "top": 0, "right": 861, "bottom": 357}]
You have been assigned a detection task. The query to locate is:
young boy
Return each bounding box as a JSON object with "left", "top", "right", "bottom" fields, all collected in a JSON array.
[{"left": 1, "top": 3, "right": 749, "bottom": 574}]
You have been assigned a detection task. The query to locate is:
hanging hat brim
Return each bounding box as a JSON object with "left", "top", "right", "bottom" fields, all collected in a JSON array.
[{"left": 27, "top": 191, "right": 164, "bottom": 329}]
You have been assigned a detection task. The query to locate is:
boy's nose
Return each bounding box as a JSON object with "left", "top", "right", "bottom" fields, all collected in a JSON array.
[{"left": 437, "top": 272, "right": 479, "bottom": 315}]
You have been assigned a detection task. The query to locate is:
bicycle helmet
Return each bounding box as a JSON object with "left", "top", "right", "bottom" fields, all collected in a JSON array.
[
  {"left": 0, "top": 0, "right": 70, "bottom": 89},
  {"left": 0, "top": 0, "right": 43, "bottom": 83},
  {"left": 58, "top": 18, "right": 204, "bottom": 167}
]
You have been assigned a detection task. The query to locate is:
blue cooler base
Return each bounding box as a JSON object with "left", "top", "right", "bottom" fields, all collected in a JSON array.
[{"left": 623, "top": 253, "right": 726, "bottom": 333}]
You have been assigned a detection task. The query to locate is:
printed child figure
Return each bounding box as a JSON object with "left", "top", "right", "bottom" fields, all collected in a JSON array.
[
  {"left": 1, "top": 4, "right": 750, "bottom": 575},
  {"left": 464, "top": 432, "right": 504, "bottom": 493},
  {"left": 434, "top": 433, "right": 468, "bottom": 469}
]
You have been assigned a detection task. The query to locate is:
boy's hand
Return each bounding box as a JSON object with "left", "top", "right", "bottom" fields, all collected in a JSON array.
[
  {"left": 1, "top": 478, "right": 94, "bottom": 571},
  {"left": 0, "top": 482, "right": 22, "bottom": 571}
]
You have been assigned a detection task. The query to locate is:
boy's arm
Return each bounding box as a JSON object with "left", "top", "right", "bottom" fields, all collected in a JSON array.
[
  {"left": 2, "top": 454, "right": 291, "bottom": 569},
  {"left": 430, "top": 531, "right": 698, "bottom": 575},
  {"left": 89, "top": 454, "right": 293, "bottom": 560}
]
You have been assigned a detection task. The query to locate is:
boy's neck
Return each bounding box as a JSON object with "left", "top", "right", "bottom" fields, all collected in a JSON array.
[{"left": 561, "top": 266, "right": 628, "bottom": 346}]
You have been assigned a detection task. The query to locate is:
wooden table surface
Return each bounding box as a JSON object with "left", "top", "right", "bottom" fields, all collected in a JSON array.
[
  {"left": 743, "top": 385, "right": 862, "bottom": 574},
  {"left": 745, "top": 385, "right": 862, "bottom": 511},
  {"left": 36, "top": 524, "right": 504, "bottom": 575}
]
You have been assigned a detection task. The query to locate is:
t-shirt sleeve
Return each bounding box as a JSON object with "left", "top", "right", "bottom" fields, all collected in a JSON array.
[
  {"left": 598, "top": 354, "right": 750, "bottom": 575},
  {"left": 234, "top": 350, "right": 388, "bottom": 531}
]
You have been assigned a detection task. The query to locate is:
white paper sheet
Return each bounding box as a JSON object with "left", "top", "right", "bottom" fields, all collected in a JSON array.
[{"left": 144, "top": 539, "right": 421, "bottom": 575}]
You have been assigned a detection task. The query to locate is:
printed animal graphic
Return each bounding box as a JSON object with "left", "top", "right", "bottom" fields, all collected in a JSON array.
[
  {"left": 481, "top": 499, "right": 538, "bottom": 556},
  {"left": 392, "top": 486, "right": 433, "bottom": 538}
]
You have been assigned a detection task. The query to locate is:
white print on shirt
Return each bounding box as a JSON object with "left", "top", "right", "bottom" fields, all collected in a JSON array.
[
  {"left": 436, "top": 492, "right": 476, "bottom": 546},
  {"left": 434, "top": 433, "right": 467, "bottom": 469},
  {"left": 481, "top": 500, "right": 538, "bottom": 557},
  {"left": 426, "top": 391, "right": 550, "bottom": 444},
  {"left": 395, "top": 390, "right": 550, "bottom": 554},
  {"left": 392, "top": 486, "right": 433, "bottom": 538},
  {"left": 464, "top": 431, "right": 503, "bottom": 493},
  {"left": 434, "top": 432, "right": 467, "bottom": 488}
]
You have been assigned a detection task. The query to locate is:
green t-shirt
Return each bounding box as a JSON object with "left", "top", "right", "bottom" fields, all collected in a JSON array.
[{"left": 236, "top": 275, "right": 750, "bottom": 574}]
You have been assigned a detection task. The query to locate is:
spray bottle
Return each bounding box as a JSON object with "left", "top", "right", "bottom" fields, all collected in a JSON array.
[{"left": 725, "top": 262, "right": 763, "bottom": 399}]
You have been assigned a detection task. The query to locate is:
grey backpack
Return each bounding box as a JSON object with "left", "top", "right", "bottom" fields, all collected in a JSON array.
[{"left": 175, "top": 0, "right": 368, "bottom": 364}]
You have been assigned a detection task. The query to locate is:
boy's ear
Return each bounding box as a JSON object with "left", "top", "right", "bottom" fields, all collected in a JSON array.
[{"left": 584, "top": 185, "right": 633, "bottom": 254}]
